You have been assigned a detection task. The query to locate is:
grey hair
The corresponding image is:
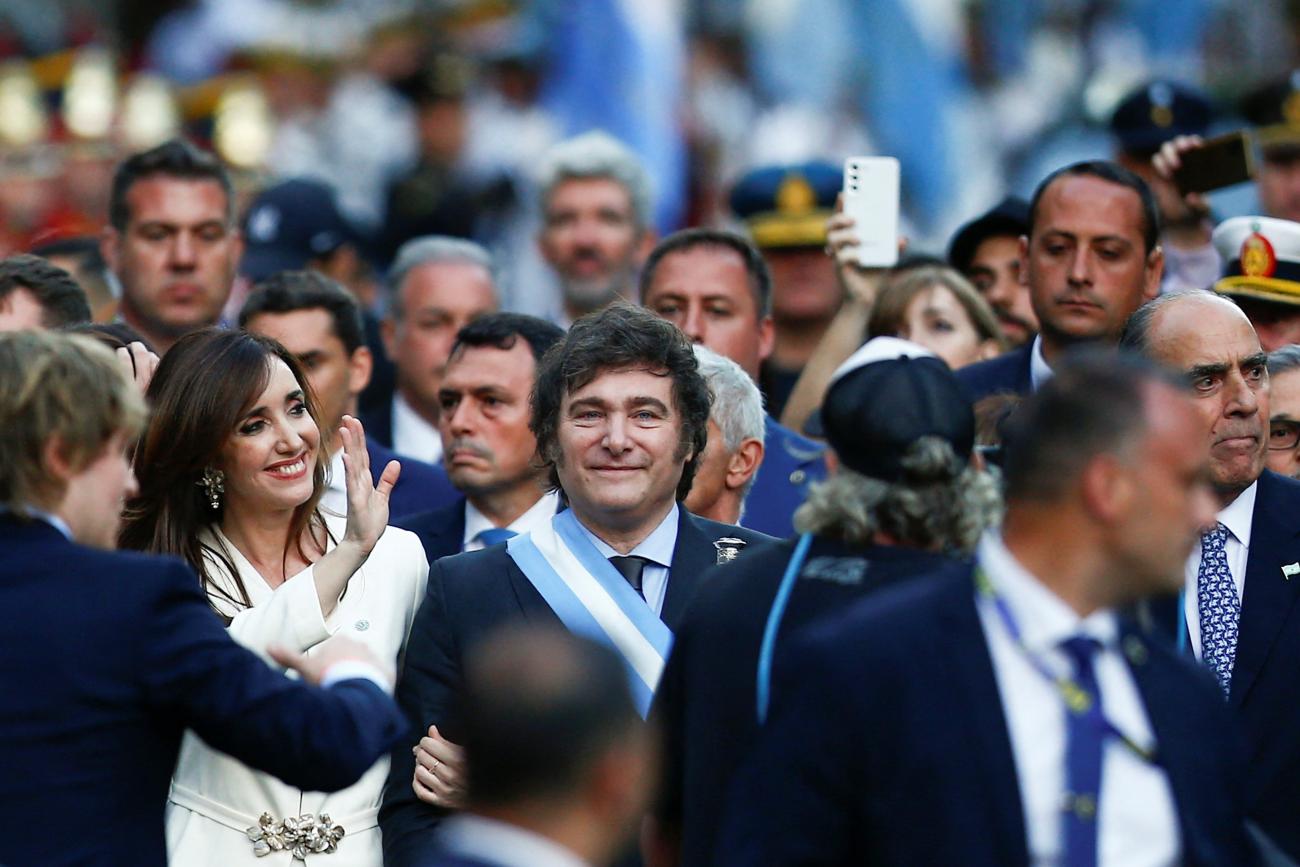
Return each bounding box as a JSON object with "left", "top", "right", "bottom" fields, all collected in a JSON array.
[
  {"left": 387, "top": 235, "right": 496, "bottom": 321},
  {"left": 794, "top": 437, "right": 1002, "bottom": 555},
  {"left": 1268, "top": 343, "right": 1300, "bottom": 377},
  {"left": 693, "top": 344, "right": 766, "bottom": 500},
  {"left": 1119, "top": 288, "right": 1220, "bottom": 355},
  {"left": 537, "top": 131, "right": 653, "bottom": 230}
]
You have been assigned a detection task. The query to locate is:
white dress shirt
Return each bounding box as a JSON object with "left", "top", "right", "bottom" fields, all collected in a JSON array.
[
  {"left": 392, "top": 391, "right": 443, "bottom": 464},
  {"left": 1029, "top": 334, "right": 1053, "bottom": 392},
  {"left": 1182, "top": 481, "right": 1255, "bottom": 658},
  {"left": 463, "top": 491, "right": 561, "bottom": 552},
  {"left": 976, "top": 532, "right": 1180, "bottom": 867},
  {"left": 574, "top": 504, "right": 678, "bottom": 617},
  {"left": 437, "top": 815, "right": 589, "bottom": 867}
]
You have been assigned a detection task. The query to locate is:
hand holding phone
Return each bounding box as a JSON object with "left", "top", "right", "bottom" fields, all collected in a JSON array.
[
  {"left": 1169, "top": 131, "right": 1255, "bottom": 195},
  {"left": 841, "top": 157, "right": 900, "bottom": 269}
]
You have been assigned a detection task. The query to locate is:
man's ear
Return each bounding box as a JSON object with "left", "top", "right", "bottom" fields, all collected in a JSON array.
[
  {"left": 1078, "top": 453, "right": 1132, "bottom": 525},
  {"left": 100, "top": 226, "right": 120, "bottom": 275},
  {"left": 725, "top": 437, "right": 765, "bottom": 492},
  {"left": 348, "top": 346, "right": 374, "bottom": 396},
  {"left": 635, "top": 229, "right": 658, "bottom": 264}
]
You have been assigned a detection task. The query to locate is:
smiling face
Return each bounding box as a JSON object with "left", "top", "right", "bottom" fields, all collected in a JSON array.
[
  {"left": 105, "top": 176, "right": 241, "bottom": 351},
  {"left": 1144, "top": 295, "right": 1268, "bottom": 503},
  {"left": 554, "top": 366, "right": 690, "bottom": 535},
  {"left": 438, "top": 341, "right": 541, "bottom": 498},
  {"left": 1024, "top": 174, "right": 1161, "bottom": 354},
  {"left": 219, "top": 357, "right": 322, "bottom": 516}
]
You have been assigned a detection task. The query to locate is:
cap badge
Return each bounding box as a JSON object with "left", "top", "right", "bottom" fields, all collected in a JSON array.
[
  {"left": 1241, "top": 232, "right": 1277, "bottom": 278},
  {"left": 1150, "top": 104, "right": 1174, "bottom": 128},
  {"left": 1285, "top": 90, "right": 1300, "bottom": 126},
  {"left": 776, "top": 173, "right": 815, "bottom": 215},
  {"left": 714, "top": 537, "right": 747, "bottom": 564},
  {"left": 248, "top": 205, "right": 280, "bottom": 242}
]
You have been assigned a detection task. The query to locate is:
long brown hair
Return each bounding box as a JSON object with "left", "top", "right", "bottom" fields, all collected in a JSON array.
[{"left": 119, "top": 328, "right": 329, "bottom": 614}]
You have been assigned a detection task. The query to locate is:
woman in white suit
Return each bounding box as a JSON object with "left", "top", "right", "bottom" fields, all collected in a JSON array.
[{"left": 121, "top": 329, "right": 429, "bottom": 865}]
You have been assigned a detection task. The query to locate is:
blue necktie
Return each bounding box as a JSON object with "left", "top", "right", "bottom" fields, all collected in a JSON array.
[
  {"left": 473, "top": 527, "right": 517, "bottom": 548},
  {"left": 1197, "top": 523, "right": 1239, "bottom": 696},
  {"left": 1060, "top": 636, "right": 1104, "bottom": 867}
]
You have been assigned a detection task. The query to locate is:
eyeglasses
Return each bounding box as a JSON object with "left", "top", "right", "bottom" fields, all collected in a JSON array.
[{"left": 1268, "top": 418, "right": 1300, "bottom": 451}]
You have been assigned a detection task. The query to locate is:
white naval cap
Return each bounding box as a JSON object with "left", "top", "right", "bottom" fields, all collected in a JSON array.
[{"left": 1212, "top": 215, "right": 1300, "bottom": 307}]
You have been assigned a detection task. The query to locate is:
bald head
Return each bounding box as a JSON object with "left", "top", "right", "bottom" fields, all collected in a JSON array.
[{"left": 1122, "top": 291, "right": 1268, "bottom": 502}]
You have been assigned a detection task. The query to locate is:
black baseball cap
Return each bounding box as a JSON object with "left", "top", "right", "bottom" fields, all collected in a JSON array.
[
  {"left": 240, "top": 178, "right": 357, "bottom": 282},
  {"left": 809, "top": 337, "right": 975, "bottom": 481},
  {"left": 947, "top": 196, "right": 1030, "bottom": 275}
]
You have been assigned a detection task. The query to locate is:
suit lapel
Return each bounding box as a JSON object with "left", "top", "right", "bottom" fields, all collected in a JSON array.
[
  {"left": 663, "top": 510, "right": 714, "bottom": 629},
  {"left": 938, "top": 571, "right": 1030, "bottom": 866},
  {"left": 1016, "top": 343, "right": 1035, "bottom": 393},
  {"left": 1232, "top": 472, "right": 1300, "bottom": 706}
]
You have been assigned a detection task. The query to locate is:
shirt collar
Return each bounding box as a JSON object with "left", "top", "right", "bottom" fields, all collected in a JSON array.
[
  {"left": 1029, "top": 334, "right": 1054, "bottom": 392},
  {"left": 0, "top": 505, "right": 74, "bottom": 541},
  {"left": 576, "top": 503, "right": 679, "bottom": 567},
  {"left": 327, "top": 448, "right": 346, "bottom": 495},
  {"left": 977, "top": 530, "right": 1118, "bottom": 653},
  {"left": 438, "top": 814, "right": 590, "bottom": 867},
  {"left": 463, "top": 490, "right": 561, "bottom": 547},
  {"left": 1217, "top": 479, "right": 1257, "bottom": 548},
  {"left": 392, "top": 392, "right": 442, "bottom": 458}
]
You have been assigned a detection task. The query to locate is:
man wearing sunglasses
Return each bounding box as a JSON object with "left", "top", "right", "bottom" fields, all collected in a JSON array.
[{"left": 1266, "top": 345, "right": 1300, "bottom": 479}]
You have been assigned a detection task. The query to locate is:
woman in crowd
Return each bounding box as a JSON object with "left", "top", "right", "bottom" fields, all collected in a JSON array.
[
  {"left": 865, "top": 265, "right": 1006, "bottom": 370},
  {"left": 120, "top": 328, "right": 429, "bottom": 866}
]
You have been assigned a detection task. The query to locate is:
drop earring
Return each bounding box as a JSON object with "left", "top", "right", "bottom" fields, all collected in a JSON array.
[{"left": 198, "top": 467, "right": 225, "bottom": 510}]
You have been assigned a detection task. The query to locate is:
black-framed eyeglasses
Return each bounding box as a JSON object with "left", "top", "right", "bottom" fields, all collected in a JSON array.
[{"left": 1268, "top": 417, "right": 1300, "bottom": 451}]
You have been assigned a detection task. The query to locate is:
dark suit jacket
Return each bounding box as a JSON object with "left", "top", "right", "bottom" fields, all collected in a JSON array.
[
  {"left": 716, "top": 562, "right": 1256, "bottom": 867},
  {"left": 955, "top": 342, "right": 1033, "bottom": 402},
  {"left": 379, "top": 509, "right": 772, "bottom": 867},
  {"left": 0, "top": 516, "right": 406, "bottom": 867},
  {"left": 740, "top": 416, "right": 826, "bottom": 538},
  {"left": 370, "top": 440, "right": 459, "bottom": 521},
  {"left": 651, "top": 537, "right": 953, "bottom": 866},
  {"left": 1147, "top": 470, "right": 1300, "bottom": 861},
  {"left": 396, "top": 499, "right": 467, "bottom": 566}
]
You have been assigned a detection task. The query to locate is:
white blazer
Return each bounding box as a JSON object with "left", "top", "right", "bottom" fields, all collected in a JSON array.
[{"left": 165, "top": 513, "right": 429, "bottom": 866}]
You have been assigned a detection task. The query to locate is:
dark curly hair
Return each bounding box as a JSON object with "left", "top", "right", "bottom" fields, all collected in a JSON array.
[{"left": 530, "top": 303, "right": 711, "bottom": 501}]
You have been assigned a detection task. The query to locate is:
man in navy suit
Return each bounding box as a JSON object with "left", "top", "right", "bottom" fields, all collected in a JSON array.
[
  {"left": 717, "top": 355, "right": 1258, "bottom": 865},
  {"left": 1124, "top": 289, "right": 1300, "bottom": 861},
  {"left": 241, "top": 270, "right": 458, "bottom": 519},
  {"left": 640, "top": 228, "right": 826, "bottom": 537},
  {"left": 396, "top": 313, "right": 566, "bottom": 565},
  {"left": 647, "top": 337, "right": 1004, "bottom": 867},
  {"left": 0, "top": 330, "right": 406, "bottom": 866},
  {"left": 380, "top": 305, "right": 772, "bottom": 866},
  {"left": 956, "top": 160, "right": 1163, "bottom": 402},
  {"left": 416, "top": 627, "right": 653, "bottom": 867}
]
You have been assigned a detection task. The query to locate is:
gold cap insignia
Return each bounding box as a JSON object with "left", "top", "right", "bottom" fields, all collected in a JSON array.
[
  {"left": 1150, "top": 104, "right": 1174, "bottom": 128},
  {"left": 1241, "top": 232, "right": 1277, "bottom": 278},
  {"left": 776, "top": 174, "right": 816, "bottom": 215},
  {"left": 1285, "top": 90, "right": 1300, "bottom": 126}
]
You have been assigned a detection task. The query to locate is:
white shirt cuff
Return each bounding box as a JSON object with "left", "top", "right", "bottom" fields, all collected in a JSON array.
[{"left": 321, "top": 660, "right": 392, "bottom": 693}]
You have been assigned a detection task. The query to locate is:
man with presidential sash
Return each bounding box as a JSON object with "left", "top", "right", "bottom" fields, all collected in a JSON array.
[{"left": 379, "top": 304, "right": 773, "bottom": 867}]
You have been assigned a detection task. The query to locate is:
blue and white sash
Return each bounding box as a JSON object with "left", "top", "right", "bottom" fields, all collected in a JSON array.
[{"left": 507, "top": 510, "right": 673, "bottom": 716}]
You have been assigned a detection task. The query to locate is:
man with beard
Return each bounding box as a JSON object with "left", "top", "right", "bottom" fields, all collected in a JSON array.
[
  {"left": 393, "top": 312, "right": 565, "bottom": 565},
  {"left": 537, "top": 132, "right": 655, "bottom": 327},
  {"left": 947, "top": 196, "right": 1038, "bottom": 347},
  {"left": 957, "top": 161, "right": 1164, "bottom": 402},
  {"left": 1122, "top": 289, "right": 1300, "bottom": 861}
]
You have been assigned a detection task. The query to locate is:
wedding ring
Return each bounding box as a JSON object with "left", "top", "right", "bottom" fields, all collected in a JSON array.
[{"left": 431, "top": 758, "right": 440, "bottom": 773}]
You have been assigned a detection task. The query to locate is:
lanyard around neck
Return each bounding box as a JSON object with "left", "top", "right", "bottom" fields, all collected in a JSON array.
[{"left": 974, "top": 567, "right": 1158, "bottom": 764}]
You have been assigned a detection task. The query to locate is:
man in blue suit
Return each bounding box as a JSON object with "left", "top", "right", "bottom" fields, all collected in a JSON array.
[
  {"left": 1123, "top": 289, "right": 1300, "bottom": 861},
  {"left": 956, "top": 160, "right": 1163, "bottom": 402},
  {"left": 380, "top": 305, "right": 772, "bottom": 866},
  {"left": 0, "top": 330, "right": 407, "bottom": 866},
  {"left": 640, "top": 227, "right": 826, "bottom": 537},
  {"left": 241, "top": 270, "right": 458, "bottom": 519},
  {"left": 396, "top": 313, "right": 566, "bottom": 565},
  {"left": 717, "top": 355, "right": 1258, "bottom": 865}
]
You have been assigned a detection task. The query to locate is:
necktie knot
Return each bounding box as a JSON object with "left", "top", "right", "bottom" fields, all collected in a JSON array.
[
  {"left": 1201, "top": 522, "right": 1229, "bottom": 552},
  {"left": 1059, "top": 635, "right": 1102, "bottom": 675},
  {"left": 474, "top": 527, "right": 517, "bottom": 547},
  {"left": 609, "top": 555, "right": 651, "bottom": 598}
]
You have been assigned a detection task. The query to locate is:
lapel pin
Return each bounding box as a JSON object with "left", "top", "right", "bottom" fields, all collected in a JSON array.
[
  {"left": 1283, "top": 563, "right": 1300, "bottom": 580},
  {"left": 1123, "top": 635, "right": 1148, "bottom": 666},
  {"left": 714, "top": 537, "right": 746, "bottom": 565}
]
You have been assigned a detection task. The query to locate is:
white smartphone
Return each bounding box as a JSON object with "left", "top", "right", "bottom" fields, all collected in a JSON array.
[{"left": 841, "top": 156, "right": 900, "bottom": 268}]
